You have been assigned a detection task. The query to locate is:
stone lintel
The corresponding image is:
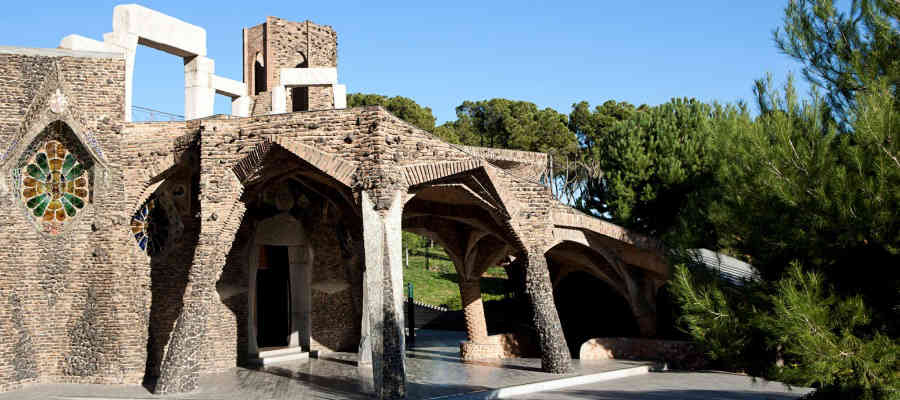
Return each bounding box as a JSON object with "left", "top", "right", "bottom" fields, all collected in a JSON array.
[
  {"left": 112, "top": 4, "right": 206, "bottom": 57},
  {"left": 212, "top": 75, "right": 247, "bottom": 98},
  {"left": 279, "top": 67, "right": 338, "bottom": 87}
]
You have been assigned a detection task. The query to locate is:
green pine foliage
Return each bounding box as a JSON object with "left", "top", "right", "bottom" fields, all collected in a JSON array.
[
  {"left": 347, "top": 93, "right": 437, "bottom": 132},
  {"left": 439, "top": 99, "right": 578, "bottom": 158},
  {"left": 671, "top": 263, "right": 899, "bottom": 400},
  {"left": 775, "top": 0, "right": 900, "bottom": 128},
  {"left": 710, "top": 76, "right": 899, "bottom": 332},
  {"left": 572, "top": 98, "right": 751, "bottom": 248}
]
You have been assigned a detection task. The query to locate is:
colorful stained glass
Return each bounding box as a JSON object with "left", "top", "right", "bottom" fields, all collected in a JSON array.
[
  {"left": 130, "top": 196, "right": 170, "bottom": 255},
  {"left": 21, "top": 140, "right": 89, "bottom": 232}
]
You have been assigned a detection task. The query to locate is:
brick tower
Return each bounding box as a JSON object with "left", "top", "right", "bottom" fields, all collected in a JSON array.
[{"left": 243, "top": 17, "right": 339, "bottom": 115}]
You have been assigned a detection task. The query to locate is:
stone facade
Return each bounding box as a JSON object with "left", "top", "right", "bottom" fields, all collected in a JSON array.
[{"left": 0, "top": 7, "right": 670, "bottom": 400}]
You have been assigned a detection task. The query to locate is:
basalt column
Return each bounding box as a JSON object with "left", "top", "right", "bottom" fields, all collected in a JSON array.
[
  {"left": 522, "top": 249, "right": 573, "bottom": 373},
  {"left": 359, "top": 191, "right": 406, "bottom": 399}
]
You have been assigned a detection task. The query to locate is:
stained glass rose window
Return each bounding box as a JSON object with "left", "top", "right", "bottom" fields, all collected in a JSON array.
[
  {"left": 130, "top": 196, "right": 170, "bottom": 255},
  {"left": 21, "top": 140, "right": 89, "bottom": 232}
]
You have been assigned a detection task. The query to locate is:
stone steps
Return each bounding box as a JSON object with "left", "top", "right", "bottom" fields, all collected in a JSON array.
[{"left": 251, "top": 347, "right": 309, "bottom": 366}]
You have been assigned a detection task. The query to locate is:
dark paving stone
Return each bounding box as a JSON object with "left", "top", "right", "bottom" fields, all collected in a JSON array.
[{"left": 0, "top": 330, "right": 645, "bottom": 400}]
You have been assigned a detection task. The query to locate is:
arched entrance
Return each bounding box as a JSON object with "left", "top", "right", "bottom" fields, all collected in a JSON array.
[
  {"left": 246, "top": 185, "right": 314, "bottom": 360},
  {"left": 545, "top": 239, "right": 661, "bottom": 352}
]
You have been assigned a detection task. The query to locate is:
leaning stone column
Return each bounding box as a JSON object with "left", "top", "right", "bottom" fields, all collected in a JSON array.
[
  {"left": 359, "top": 191, "right": 407, "bottom": 399},
  {"left": 155, "top": 129, "right": 246, "bottom": 394},
  {"left": 459, "top": 279, "right": 488, "bottom": 343},
  {"left": 522, "top": 249, "right": 573, "bottom": 374}
]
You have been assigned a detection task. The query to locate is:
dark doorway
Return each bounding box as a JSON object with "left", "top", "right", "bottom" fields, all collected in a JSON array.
[
  {"left": 554, "top": 271, "right": 639, "bottom": 357},
  {"left": 254, "top": 52, "right": 266, "bottom": 95},
  {"left": 256, "top": 245, "right": 291, "bottom": 348},
  {"left": 291, "top": 87, "right": 309, "bottom": 112},
  {"left": 291, "top": 61, "right": 310, "bottom": 112}
]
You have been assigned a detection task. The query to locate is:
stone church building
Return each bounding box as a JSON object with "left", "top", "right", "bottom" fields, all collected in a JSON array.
[{"left": 0, "top": 5, "right": 669, "bottom": 399}]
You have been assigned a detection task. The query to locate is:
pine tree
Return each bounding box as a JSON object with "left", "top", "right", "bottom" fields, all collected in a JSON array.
[{"left": 775, "top": 0, "right": 900, "bottom": 129}]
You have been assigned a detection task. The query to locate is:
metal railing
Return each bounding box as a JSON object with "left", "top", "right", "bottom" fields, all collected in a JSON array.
[{"left": 132, "top": 106, "right": 184, "bottom": 122}]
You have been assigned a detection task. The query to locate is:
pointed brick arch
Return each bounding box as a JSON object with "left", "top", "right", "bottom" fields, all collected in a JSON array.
[
  {"left": 404, "top": 160, "right": 523, "bottom": 224},
  {"left": 232, "top": 137, "right": 356, "bottom": 188}
]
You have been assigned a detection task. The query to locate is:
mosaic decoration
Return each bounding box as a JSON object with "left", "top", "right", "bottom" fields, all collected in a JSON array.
[
  {"left": 0, "top": 135, "right": 22, "bottom": 163},
  {"left": 21, "top": 140, "right": 89, "bottom": 234},
  {"left": 130, "top": 196, "right": 170, "bottom": 255},
  {"left": 83, "top": 131, "right": 104, "bottom": 159},
  {"left": 49, "top": 88, "right": 68, "bottom": 114}
]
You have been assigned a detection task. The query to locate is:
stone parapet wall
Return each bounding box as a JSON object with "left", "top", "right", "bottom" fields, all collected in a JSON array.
[{"left": 579, "top": 337, "right": 708, "bottom": 370}]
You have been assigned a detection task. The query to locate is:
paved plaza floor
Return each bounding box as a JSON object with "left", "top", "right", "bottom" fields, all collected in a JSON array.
[
  {"left": 0, "top": 330, "right": 811, "bottom": 400},
  {"left": 0, "top": 330, "right": 645, "bottom": 400},
  {"left": 509, "top": 371, "right": 813, "bottom": 400}
]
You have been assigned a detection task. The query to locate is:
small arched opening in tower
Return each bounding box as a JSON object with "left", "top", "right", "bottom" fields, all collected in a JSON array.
[
  {"left": 253, "top": 52, "right": 266, "bottom": 95},
  {"left": 291, "top": 54, "right": 309, "bottom": 112}
]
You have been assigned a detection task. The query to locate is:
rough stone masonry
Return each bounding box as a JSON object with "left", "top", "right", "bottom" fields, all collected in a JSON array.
[{"left": 0, "top": 5, "right": 669, "bottom": 399}]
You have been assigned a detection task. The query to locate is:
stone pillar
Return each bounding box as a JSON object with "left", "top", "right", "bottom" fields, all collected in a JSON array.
[
  {"left": 288, "top": 245, "right": 312, "bottom": 349},
  {"left": 247, "top": 241, "right": 259, "bottom": 356},
  {"left": 459, "top": 279, "right": 488, "bottom": 343},
  {"left": 102, "top": 31, "right": 138, "bottom": 122},
  {"left": 622, "top": 270, "right": 659, "bottom": 338},
  {"left": 522, "top": 250, "right": 573, "bottom": 374},
  {"left": 185, "top": 56, "right": 215, "bottom": 120},
  {"left": 359, "top": 191, "right": 406, "bottom": 399},
  {"left": 271, "top": 85, "right": 286, "bottom": 114},
  {"left": 333, "top": 84, "right": 347, "bottom": 109},
  {"left": 628, "top": 284, "right": 658, "bottom": 338},
  {"left": 232, "top": 95, "right": 251, "bottom": 117},
  {"left": 155, "top": 129, "right": 245, "bottom": 394}
]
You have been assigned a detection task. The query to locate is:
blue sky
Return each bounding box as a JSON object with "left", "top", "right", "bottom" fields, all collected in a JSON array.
[{"left": 1, "top": 1, "right": 810, "bottom": 123}]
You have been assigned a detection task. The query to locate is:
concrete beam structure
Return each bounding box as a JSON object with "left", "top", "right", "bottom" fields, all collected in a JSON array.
[
  {"left": 231, "top": 96, "right": 252, "bottom": 117},
  {"left": 111, "top": 4, "right": 207, "bottom": 58},
  {"left": 212, "top": 75, "right": 251, "bottom": 117},
  {"left": 212, "top": 75, "right": 247, "bottom": 99},
  {"left": 279, "top": 67, "right": 338, "bottom": 87},
  {"left": 59, "top": 4, "right": 254, "bottom": 121},
  {"left": 59, "top": 35, "right": 122, "bottom": 53},
  {"left": 269, "top": 68, "right": 346, "bottom": 113}
]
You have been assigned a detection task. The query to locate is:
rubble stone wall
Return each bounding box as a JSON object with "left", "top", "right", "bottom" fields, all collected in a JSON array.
[
  {"left": 0, "top": 51, "right": 141, "bottom": 391},
  {"left": 580, "top": 337, "right": 708, "bottom": 369}
]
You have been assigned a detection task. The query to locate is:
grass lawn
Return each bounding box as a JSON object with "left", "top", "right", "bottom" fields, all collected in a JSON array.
[{"left": 402, "top": 254, "right": 510, "bottom": 310}]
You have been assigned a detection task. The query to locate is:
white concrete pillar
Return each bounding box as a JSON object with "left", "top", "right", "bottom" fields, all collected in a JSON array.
[
  {"left": 232, "top": 95, "right": 252, "bottom": 117},
  {"left": 103, "top": 32, "right": 138, "bottom": 122},
  {"left": 185, "top": 56, "right": 215, "bottom": 120},
  {"left": 271, "top": 85, "right": 287, "bottom": 114},
  {"left": 333, "top": 84, "right": 347, "bottom": 109}
]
